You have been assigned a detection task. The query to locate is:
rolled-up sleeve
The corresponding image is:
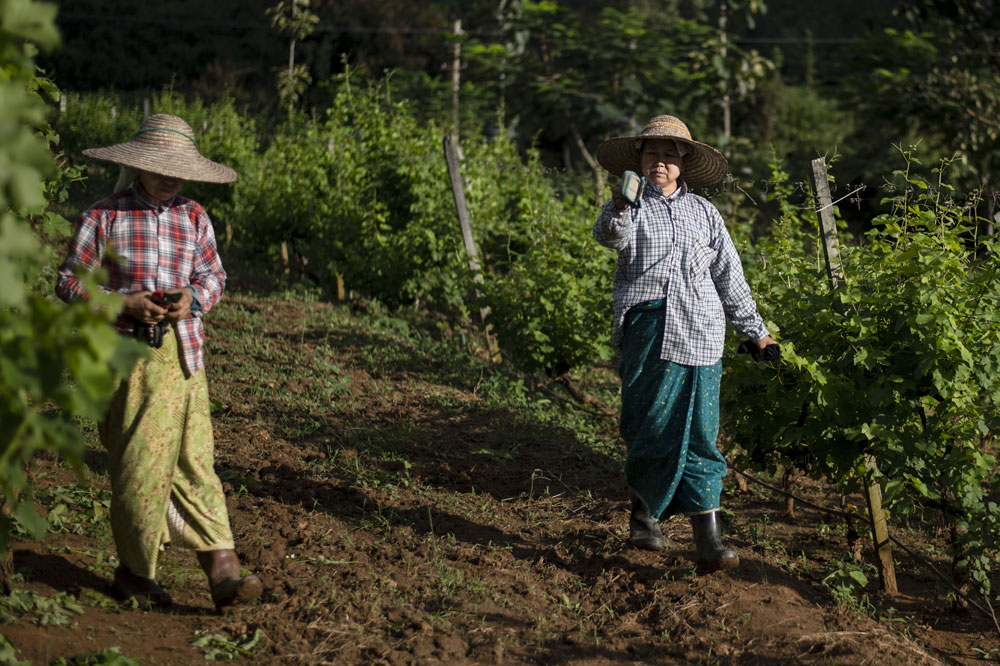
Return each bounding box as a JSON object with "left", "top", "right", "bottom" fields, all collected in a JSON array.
[
  {"left": 188, "top": 209, "right": 226, "bottom": 313},
  {"left": 56, "top": 211, "right": 108, "bottom": 303}
]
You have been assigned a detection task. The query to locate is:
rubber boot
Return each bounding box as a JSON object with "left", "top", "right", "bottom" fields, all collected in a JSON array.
[
  {"left": 113, "top": 565, "right": 172, "bottom": 607},
  {"left": 196, "top": 549, "right": 263, "bottom": 613},
  {"left": 689, "top": 511, "right": 739, "bottom": 572},
  {"left": 629, "top": 492, "right": 666, "bottom": 551}
]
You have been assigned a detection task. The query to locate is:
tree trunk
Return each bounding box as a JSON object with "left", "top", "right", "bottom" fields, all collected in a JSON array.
[
  {"left": 782, "top": 466, "right": 796, "bottom": 519},
  {"left": 565, "top": 117, "right": 605, "bottom": 201}
]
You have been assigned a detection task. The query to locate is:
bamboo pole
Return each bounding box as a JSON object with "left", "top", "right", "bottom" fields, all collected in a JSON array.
[
  {"left": 811, "top": 156, "right": 897, "bottom": 595},
  {"left": 443, "top": 134, "right": 500, "bottom": 363}
]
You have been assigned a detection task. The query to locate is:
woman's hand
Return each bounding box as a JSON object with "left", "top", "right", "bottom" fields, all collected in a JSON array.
[
  {"left": 756, "top": 335, "right": 778, "bottom": 353},
  {"left": 163, "top": 288, "right": 194, "bottom": 322},
  {"left": 611, "top": 184, "right": 629, "bottom": 211},
  {"left": 122, "top": 292, "right": 168, "bottom": 325}
]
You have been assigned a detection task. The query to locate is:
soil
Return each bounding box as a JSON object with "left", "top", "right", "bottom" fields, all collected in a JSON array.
[{"left": 3, "top": 292, "right": 999, "bottom": 665}]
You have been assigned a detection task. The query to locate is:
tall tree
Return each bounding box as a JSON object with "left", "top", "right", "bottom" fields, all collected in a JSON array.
[
  {"left": 466, "top": 0, "right": 772, "bottom": 191},
  {"left": 846, "top": 0, "right": 1000, "bottom": 221}
]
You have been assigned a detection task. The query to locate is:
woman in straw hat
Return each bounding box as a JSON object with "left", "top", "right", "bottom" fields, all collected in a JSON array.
[
  {"left": 56, "top": 114, "right": 262, "bottom": 610},
  {"left": 593, "top": 115, "right": 780, "bottom": 572}
]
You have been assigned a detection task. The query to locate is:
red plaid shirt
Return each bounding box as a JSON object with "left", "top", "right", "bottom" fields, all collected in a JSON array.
[{"left": 56, "top": 183, "right": 227, "bottom": 376}]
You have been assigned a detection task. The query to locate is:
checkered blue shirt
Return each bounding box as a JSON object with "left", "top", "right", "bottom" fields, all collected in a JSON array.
[
  {"left": 593, "top": 181, "right": 768, "bottom": 366},
  {"left": 56, "top": 183, "right": 226, "bottom": 376}
]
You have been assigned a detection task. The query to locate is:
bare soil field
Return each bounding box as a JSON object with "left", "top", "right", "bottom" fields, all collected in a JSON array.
[{"left": 3, "top": 292, "right": 998, "bottom": 664}]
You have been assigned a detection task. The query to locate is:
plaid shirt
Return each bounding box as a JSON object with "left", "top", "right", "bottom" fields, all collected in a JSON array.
[
  {"left": 56, "top": 183, "right": 226, "bottom": 376},
  {"left": 593, "top": 181, "right": 768, "bottom": 366}
]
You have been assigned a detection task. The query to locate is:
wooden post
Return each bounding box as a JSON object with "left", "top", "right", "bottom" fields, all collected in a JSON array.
[
  {"left": 719, "top": 0, "right": 731, "bottom": 154},
  {"left": 811, "top": 158, "right": 844, "bottom": 291},
  {"left": 443, "top": 134, "right": 500, "bottom": 363},
  {"left": 811, "top": 156, "right": 898, "bottom": 594},
  {"left": 451, "top": 19, "right": 462, "bottom": 138},
  {"left": 335, "top": 272, "right": 346, "bottom": 301}
]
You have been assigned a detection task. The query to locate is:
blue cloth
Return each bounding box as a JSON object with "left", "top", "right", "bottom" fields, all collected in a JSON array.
[
  {"left": 619, "top": 300, "right": 727, "bottom": 520},
  {"left": 187, "top": 284, "right": 201, "bottom": 311},
  {"left": 593, "top": 181, "right": 768, "bottom": 365}
]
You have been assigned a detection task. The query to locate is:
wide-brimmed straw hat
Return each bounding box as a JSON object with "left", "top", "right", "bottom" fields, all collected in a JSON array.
[
  {"left": 596, "top": 115, "right": 727, "bottom": 188},
  {"left": 82, "top": 114, "right": 238, "bottom": 184}
]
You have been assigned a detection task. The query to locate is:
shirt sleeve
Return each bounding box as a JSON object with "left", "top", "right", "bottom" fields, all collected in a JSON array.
[
  {"left": 55, "top": 209, "right": 108, "bottom": 303},
  {"left": 707, "top": 204, "right": 769, "bottom": 341},
  {"left": 188, "top": 208, "right": 226, "bottom": 313},
  {"left": 593, "top": 200, "right": 635, "bottom": 250}
]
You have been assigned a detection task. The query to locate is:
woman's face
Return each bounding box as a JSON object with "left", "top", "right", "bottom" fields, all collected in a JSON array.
[
  {"left": 138, "top": 171, "right": 185, "bottom": 202},
  {"left": 640, "top": 139, "right": 687, "bottom": 194}
]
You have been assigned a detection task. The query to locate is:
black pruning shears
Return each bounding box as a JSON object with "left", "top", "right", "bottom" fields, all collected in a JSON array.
[
  {"left": 621, "top": 170, "right": 646, "bottom": 208},
  {"left": 737, "top": 339, "right": 782, "bottom": 364}
]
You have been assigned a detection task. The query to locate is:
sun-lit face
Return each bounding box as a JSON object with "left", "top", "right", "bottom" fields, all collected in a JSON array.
[
  {"left": 640, "top": 139, "right": 687, "bottom": 195},
  {"left": 138, "top": 171, "right": 185, "bottom": 202}
]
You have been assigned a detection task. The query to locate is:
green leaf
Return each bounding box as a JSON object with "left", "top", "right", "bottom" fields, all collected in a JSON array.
[{"left": 12, "top": 503, "right": 48, "bottom": 539}]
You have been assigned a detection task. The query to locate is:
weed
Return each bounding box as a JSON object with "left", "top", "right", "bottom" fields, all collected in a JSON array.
[
  {"left": 191, "top": 628, "right": 266, "bottom": 660},
  {"left": 0, "top": 589, "right": 84, "bottom": 626},
  {"left": 822, "top": 559, "right": 876, "bottom": 614},
  {"left": 0, "top": 635, "right": 30, "bottom": 666},
  {"left": 51, "top": 647, "right": 140, "bottom": 665},
  {"left": 971, "top": 646, "right": 1000, "bottom": 659},
  {"left": 559, "top": 592, "right": 582, "bottom": 615}
]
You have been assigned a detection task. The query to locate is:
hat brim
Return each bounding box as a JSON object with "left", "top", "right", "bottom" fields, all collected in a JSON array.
[
  {"left": 82, "top": 144, "right": 238, "bottom": 184},
  {"left": 596, "top": 136, "right": 728, "bottom": 188}
]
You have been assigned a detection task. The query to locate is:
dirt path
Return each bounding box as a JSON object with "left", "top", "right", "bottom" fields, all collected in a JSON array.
[{"left": 3, "top": 293, "right": 997, "bottom": 664}]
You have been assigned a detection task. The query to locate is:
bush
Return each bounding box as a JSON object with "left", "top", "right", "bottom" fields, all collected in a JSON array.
[
  {"left": 0, "top": 0, "right": 142, "bottom": 567},
  {"left": 723, "top": 154, "right": 1000, "bottom": 594}
]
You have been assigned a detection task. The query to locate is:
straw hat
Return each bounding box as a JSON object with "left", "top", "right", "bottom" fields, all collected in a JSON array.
[
  {"left": 596, "top": 115, "right": 727, "bottom": 188},
  {"left": 82, "top": 114, "right": 238, "bottom": 184}
]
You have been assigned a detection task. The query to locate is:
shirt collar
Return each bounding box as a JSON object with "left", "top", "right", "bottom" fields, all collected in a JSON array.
[
  {"left": 643, "top": 180, "right": 688, "bottom": 201},
  {"left": 130, "top": 180, "right": 175, "bottom": 210}
]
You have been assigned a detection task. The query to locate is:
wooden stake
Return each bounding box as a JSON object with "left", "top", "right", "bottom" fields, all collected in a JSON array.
[
  {"left": 863, "top": 455, "right": 897, "bottom": 593},
  {"left": 443, "top": 134, "right": 500, "bottom": 363},
  {"left": 451, "top": 19, "right": 462, "bottom": 138},
  {"left": 811, "top": 158, "right": 844, "bottom": 291},
  {"left": 811, "top": 156, "right": 897, "bottom": 594},
  {"left": 335, "top": 272, "right": 346, "bottom": 302}
]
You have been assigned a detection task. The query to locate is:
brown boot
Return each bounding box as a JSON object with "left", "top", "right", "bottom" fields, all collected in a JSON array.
[
  {"left": 196, "top": 549, "right": 263, "bottom": 612},
  {"left": 113, "top": 565, "right": 172, "bottom": 607}
]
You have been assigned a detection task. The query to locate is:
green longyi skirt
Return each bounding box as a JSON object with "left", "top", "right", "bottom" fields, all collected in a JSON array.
[{"left": 618, "top": 300, "right": 727, "bottom": 520}]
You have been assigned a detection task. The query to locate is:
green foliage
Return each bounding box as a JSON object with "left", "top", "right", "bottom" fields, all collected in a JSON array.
[
  {"left": 233, "top": 69, "right": 614, "bottom": 373},
  {"left": 478, "top": 207, "right": 614, "bottom": 373},
  {"left": 0, "top": 0, "right": 143, "bottom": 558},
  {"left": 466, "top": 0, "right": 772, "bottom": 156},
  {"left": 0, "top": 588, "right": 84, "bottom": 626},
  {"left": 267, "top": 0, "right": 319, "bottom": 117},
  {"left": 191, "top": 628, "right": 266, "bottom": 660},
  {"left": 51, "top": 647, "right": 140, "bottom": 666},
  {"left": 0, "top": 634, "right": 30, "bottom": 666},
  {"left": 845, "top": 0, "right": 1000, "bottom": 197},
  {"left": 724, "top": 151, "right": 1000, "bottom": 593},
  {"left": 822, "top": 560, "right": 874, "bottom": 611}
]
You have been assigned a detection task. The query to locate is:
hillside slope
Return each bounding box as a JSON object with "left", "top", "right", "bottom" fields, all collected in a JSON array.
[{"left": 3, "top": 291, "right": 997, "bottom": 664}]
